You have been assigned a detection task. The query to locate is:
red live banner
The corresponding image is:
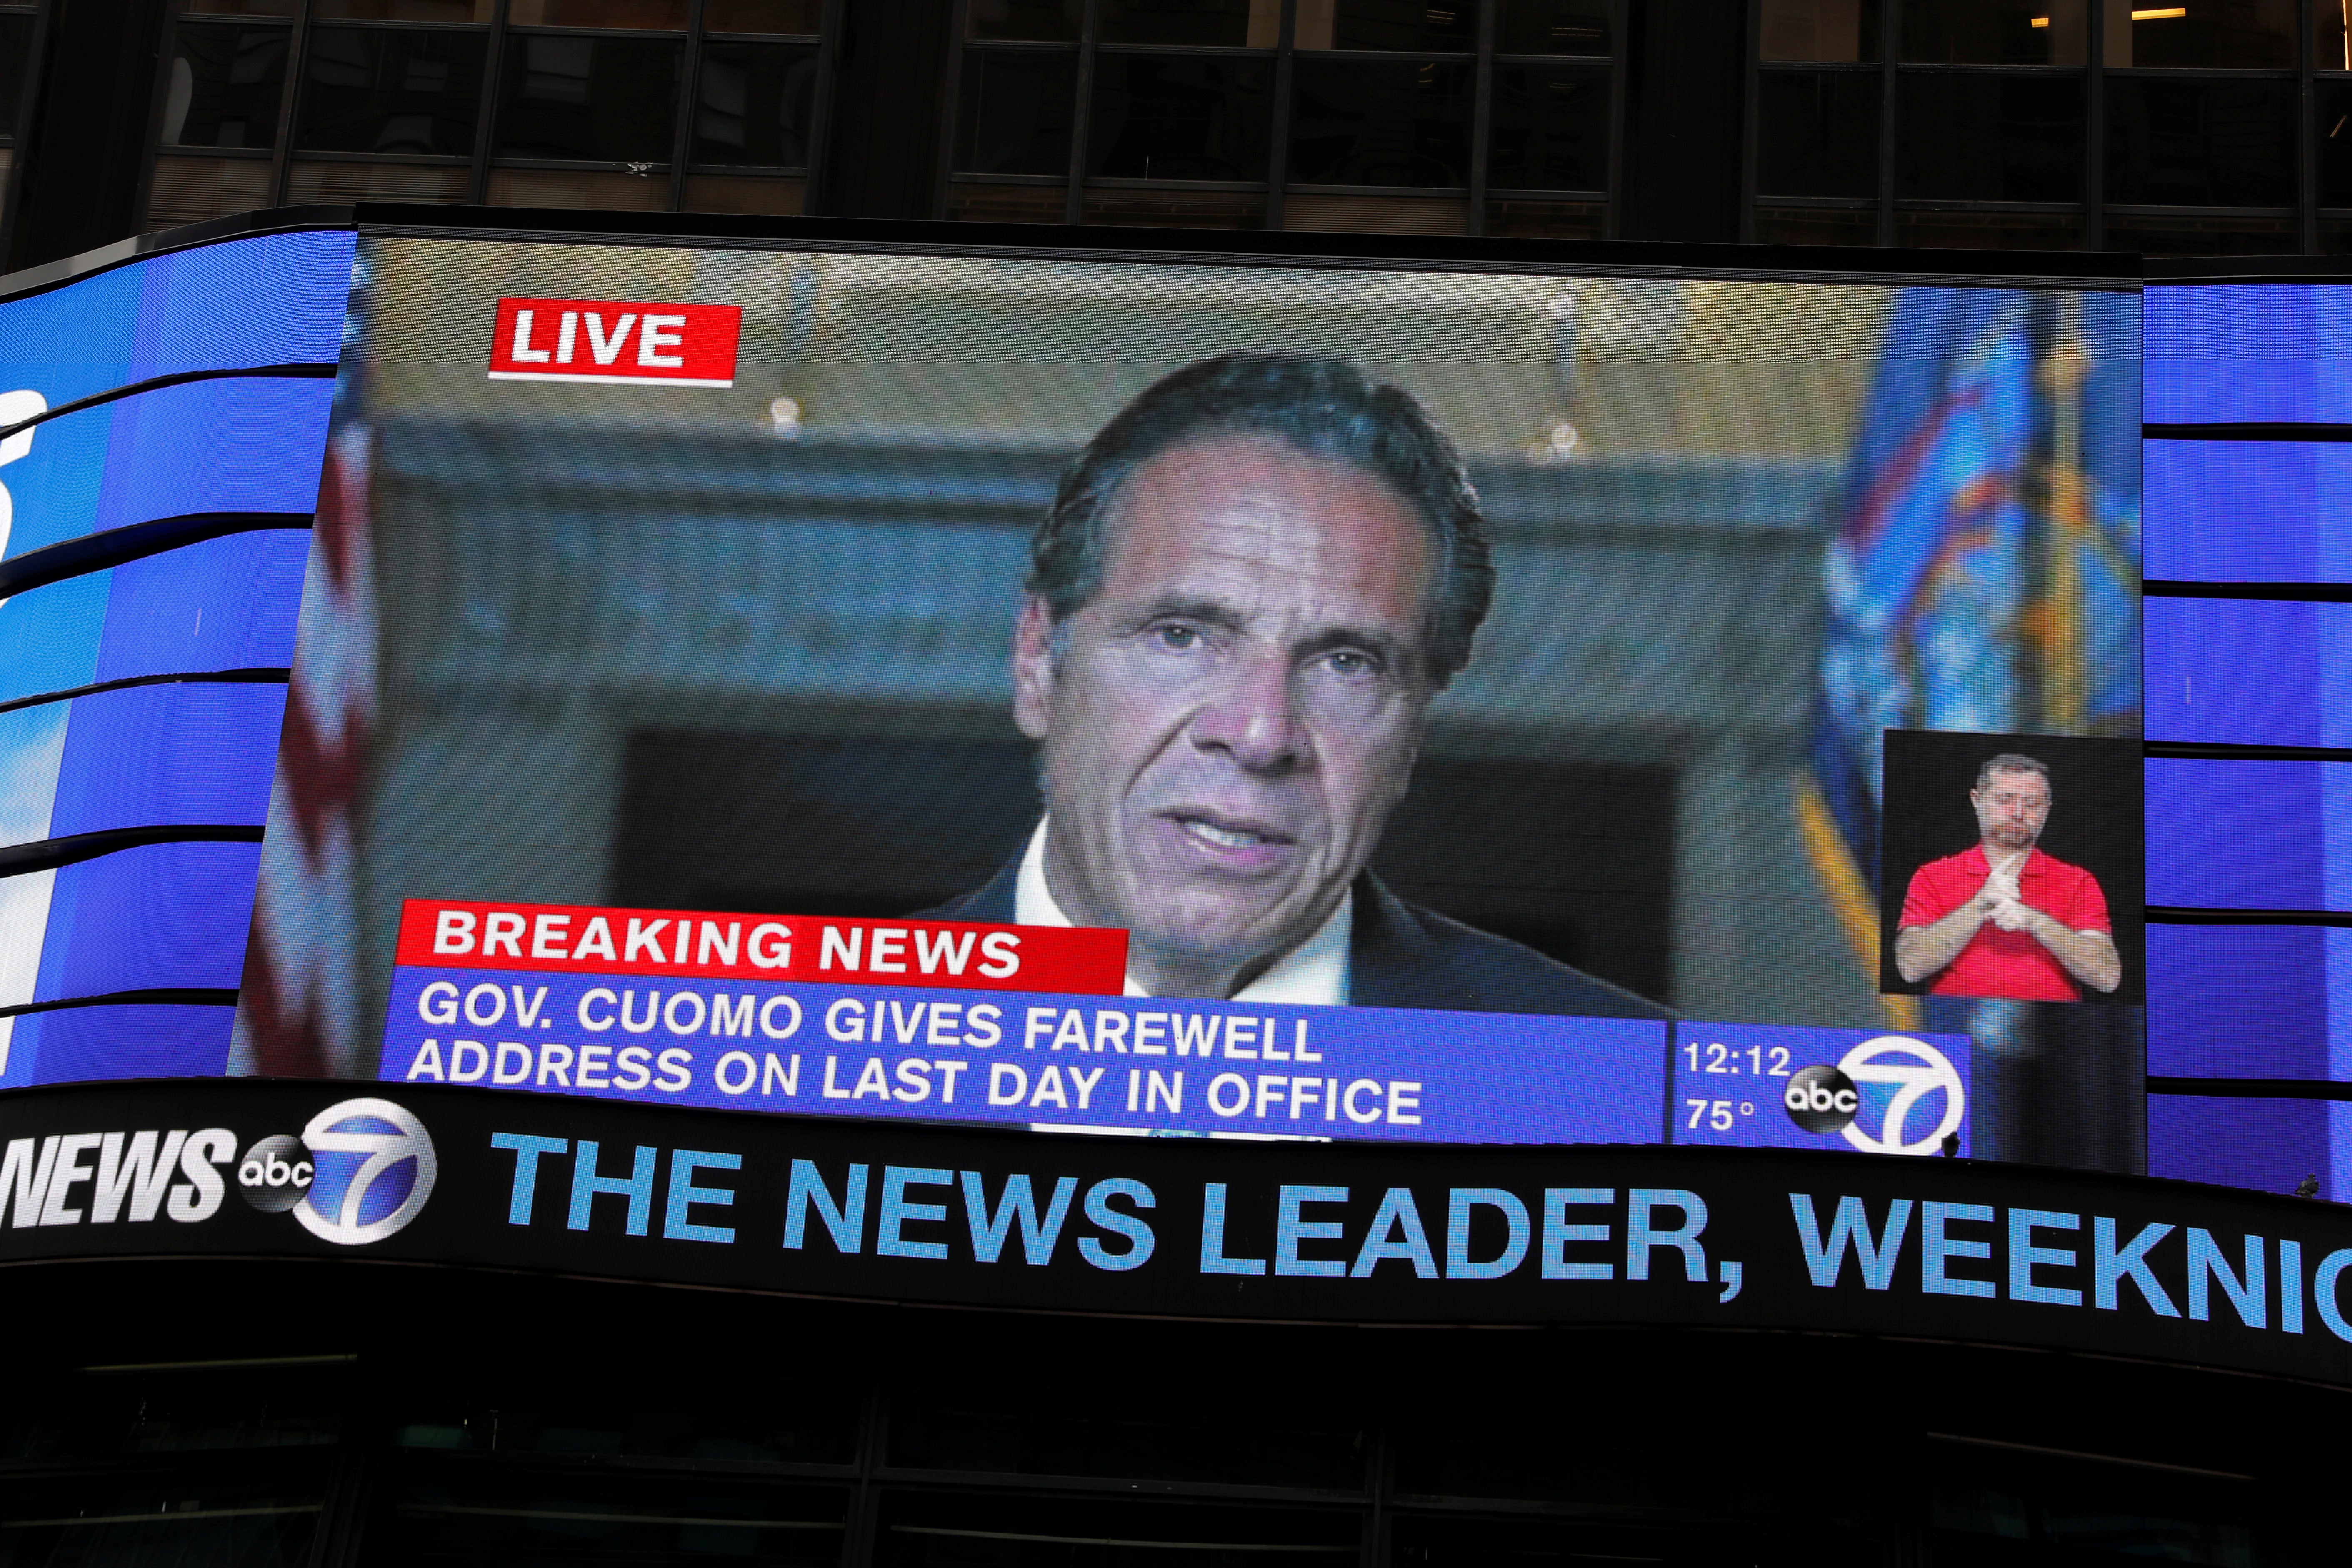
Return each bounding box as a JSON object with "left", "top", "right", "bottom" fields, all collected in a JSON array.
[
  {"left": 395, "top": 900, "right": 1127, "bottom": 995},
  {"left": 487, "top": 298, "right": 742, "bottom": 387}
]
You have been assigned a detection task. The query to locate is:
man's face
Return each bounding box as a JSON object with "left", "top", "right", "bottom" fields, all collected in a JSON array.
[
  {"left": 1014, "top": 434, "right": 1440, "bottom": 980},
  {"left": 1970, "top": 768, "right": 2052, "bottom": 855}
]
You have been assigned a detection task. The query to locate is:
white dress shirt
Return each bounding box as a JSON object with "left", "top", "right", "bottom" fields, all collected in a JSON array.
[{"left": 1012, "top": 819, "right": 1350, "bottom": 1005}]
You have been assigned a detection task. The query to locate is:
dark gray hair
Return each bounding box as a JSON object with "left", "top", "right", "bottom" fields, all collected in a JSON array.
[
  {"left": 1025, "top": 352, "right": 1495, "bottom": 687},
  {"left": 1975, "top": 753, "right": 2052, "bottom": 793}
]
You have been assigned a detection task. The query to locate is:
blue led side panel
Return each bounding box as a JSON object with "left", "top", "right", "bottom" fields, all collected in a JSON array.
[
  {"left": 2145, "top": 757, "right": 2333, "bottom": 909},
  {"left": 5, "top": 1002, "right": 238, "bottom": 1086},
  {"left": 2147, "top": 925, "right": 2328, "bottom": 1078},
  {"left": 31, "top": 838, "right": 264, "bottom": 1003},
  {"left": 2144, "top": 597, "right": 2352, "bottom": 746},
  {"left": 2144, "top": 440, "right": 2352, "bottom": 582},
  {"left": 0, "top": 530, "right": 311, "bottom": 712},
  {"left": 88, "top": 377, "right": 334, "bottom": 529},
  {"left": 2145, "top": 284, "right": 2352, "bottom": 425},
  {"left": 2148, "top": 1094, "right": 2331, "bottom": 1198},
  {"left": 2142, "top": 281, "right": 2352, "bottom": 1191},
  {"left": 1, "top": 223, "right": 352, "bottom": 562},
  {"left": 43, "top": 682, "right": 285, "bottom": 837},
  {"left": 92, "top": 528, "right": 312, "bottom": 680}
]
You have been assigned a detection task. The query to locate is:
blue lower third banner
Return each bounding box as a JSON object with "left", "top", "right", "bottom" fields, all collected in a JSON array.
[{"left": 381, "top": 965, "right": 1670, "bottom": 1143}]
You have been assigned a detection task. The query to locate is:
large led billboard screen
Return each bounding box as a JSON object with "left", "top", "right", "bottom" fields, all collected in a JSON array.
[{"left": 0, "top": 213, "right": 2248, "bottom": 1179}]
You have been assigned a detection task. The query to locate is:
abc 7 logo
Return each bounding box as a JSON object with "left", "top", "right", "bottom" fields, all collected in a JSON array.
[
  {"left": 236, "top": 1098, "right": 437, "bottom": 1245},
  {"left": 236, "top": 1135, "right": 314, "bottom": 1213},
  {"left": 1783, "top": 1036, "right": 1965, "bottom": 1156}
]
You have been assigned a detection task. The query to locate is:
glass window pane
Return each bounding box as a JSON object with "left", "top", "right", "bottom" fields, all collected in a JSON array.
[
  {"left": 310, "top": 0, "right": 490, "bottom": 18},
  {"left": 705, "top": 0, "right": 823, "bottom": 30},
  {"left": 2324, "top": 0, "right": 2350, "bottom": 69},
  {"left": 1894, "top": 210, "right": 2084, "bottom": 246},
  {"left": 881, "top": 1495, "right": 1355, "bottom": 1567},
  {"left": 1896, "top": 70, "right": 2084, "bottom": 199},
  {"left": 1287, "top": 58, "right": 1472, "bottom": 185},
  {"left": 507, "top": 0, "right": 690, "bottom": 25},
  {"left": 1760, "top": 0, "right": 1877, "bottom": 60},
  {"left": 945, "top": 181, "right": 1066, "bottom": 218},
  {"left": 145, "top": 151, "right": 274, "bottom": 226},
  {"left": 0, "top": 1473, "right": 324, "bottom": 1568},
  {"left": 2106, "top": 77, "right": 2295, "bottom": 206},
  {"left": 967, "top": 0, "right": 1080, "bottom": 41},
  {"left": 390, "top": 1350, "right": 860, "bottom": 1463},
  {"left": 1100, "top": 0, "right": 1267, "bottom": 46},
  {"left": 287, "top": 158, "right": 472, "bottom": 198},
  {"left": 0, "top": 13, "right": 33, "bottom": 137},
  {"left": 1756, "top": 68, "right": 1878, "bottom": 195},
  {"left": 1755, "top": 204, "right": 1877, "bottom": 243},
  {"left": 2119, "top": 0, "right": 2292, "bottom": 65},
  {"left": 487, "top": 165, "right": 672, "bottom": 203},
  {"left": 1285, "top": 190, "right": 1470, "bottom": 224},
  {"left": 1087, "top": 54, "right": 1270, "bottom": 180},
  {"left": 389, "top": 1468, "right": 843, "bottom": 1568},
  {"left": 1486, "top": 193, "right": 1602, "bottom": 234},
  {"left": 2104, "top": 213, "right": 2295, "bottom": 253},
  {"left": 953, "top": 49, "right": 1076, "bottom": 173},
  {"left": 160, "top": 22, "right": 290, "bottom": 149},
  {"left": 1295, "top": 0, "right": 1475, "bottom": 50},
  {"left": 693, "top": 40, "right": 817, "bottom": 165},
  {"left": 3, "top": 1363, "right": 350, "bottom": 1459},
  {"left": 1081, "top": 186, "right": 1266, "bottom": 223},
  {"left": 1487, "top": 63, "right": 1607, "bottom": 190},
  {"left": 296, "top": 27, "right": 485, "bottom": 155},
  {"left": 185, "top": 0, "right": 300, "bottom": 16},
  {"left": 1499, "top": 0, "right": 1610, "bottom": 55},
  {"left": 2320, "top": 80, "right": 2352, "bottom": 204},
  {"left": 1902, "top": 0, "right": 2082, "bottom": 63},
  {"left": 494, "top": 35, "right": 680, "bottom": 161},
  {"left": 684, "top": 171, "right": 805, "bottom": 208}
]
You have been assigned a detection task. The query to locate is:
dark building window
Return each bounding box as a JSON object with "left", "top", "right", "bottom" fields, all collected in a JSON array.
[
  {"left": 940, "top": 0, "right": 1619, "bottom": 236},
  {"left": 142, "top": 0, "right": 835, "bottom": 228},
  {"left": 0, "top": 1, "right": 42, "bottom": 233},
  {"left": 1755, "top": 0, "right": 2315, "bottom": 253}
]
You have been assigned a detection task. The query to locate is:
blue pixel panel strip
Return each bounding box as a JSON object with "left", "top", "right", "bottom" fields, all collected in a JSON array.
[
  {"left": 2142, "top": 597, "right": 2352, "bottom": 747},
  {"left": 2144, "top": 757, "right": 2352, "bottom": 910},
  {"left": 0, "top": 528, "right": 312, "bottom": 712},
  {"left": 29, "top": 838, "right": 267, "bottom": 1004},
  {"left": 4, "top": 1001, "right": 241, "bottom": 1087},
  {"left": 2147, "top": 925, "right": 2332, "bottom": 1079},
  {"left": 2147, "top": 1095, "right": 2335, "bottom": 1200},
  {"left": 2146, "top": 284, "right": 2352, "bottom": 425},
  {"left": 2145, "top": 441, "right": 2352, "bottom": 582},
  {"left": 42, "top": 682, "right": 285, "bottom": 837},
  {"left": 0, "top": 232, "right": 350, "bottom": 563}
]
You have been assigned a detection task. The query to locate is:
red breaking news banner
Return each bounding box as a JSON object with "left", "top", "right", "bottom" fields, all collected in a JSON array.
[
  {"left": 395, "top": 900, "right": 1129, "bottom": 995},
  {"left": 487, "top": 298, "right": 743, "bottom": 388}
]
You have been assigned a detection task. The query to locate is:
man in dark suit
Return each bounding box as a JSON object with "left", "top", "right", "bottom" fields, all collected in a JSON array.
[{"left": 922, "top": 351, "right": 1667, "bottom": 1021}]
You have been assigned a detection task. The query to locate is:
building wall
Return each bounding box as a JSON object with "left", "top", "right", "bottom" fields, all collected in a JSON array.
[{"left": 0, "top": 0, "right": 2342, "bottom": 263}]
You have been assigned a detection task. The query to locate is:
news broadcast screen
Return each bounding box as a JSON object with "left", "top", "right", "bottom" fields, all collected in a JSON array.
[{"left": 182, "top": 235, "right": 2141, "bottom": 1166}]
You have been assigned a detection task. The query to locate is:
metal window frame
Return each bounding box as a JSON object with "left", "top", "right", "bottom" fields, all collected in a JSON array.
[
  {"left": 1750, "top": 0, "right": 2334, "bottom": 251},
  {"left": 135, "top": 0, "right": 828, "bottom": 226},
  {"left": 937, "top": 0, "right": 1618, "bottom": 233}
]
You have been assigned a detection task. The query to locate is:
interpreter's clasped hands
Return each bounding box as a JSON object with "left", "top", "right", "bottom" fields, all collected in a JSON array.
[{"left": 1976, "top": 852, "right": 2036, "bottom": 932}]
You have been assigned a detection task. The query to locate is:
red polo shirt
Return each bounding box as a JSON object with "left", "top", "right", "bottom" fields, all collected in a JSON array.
[{"left": 1898, "top": 844, "right": 2110, "bottom": 1002}]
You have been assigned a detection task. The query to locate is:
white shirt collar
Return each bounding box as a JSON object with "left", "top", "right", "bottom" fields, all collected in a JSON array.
[{"left": 1012, "top": 819, "right": 1351, "bottom": 1005}]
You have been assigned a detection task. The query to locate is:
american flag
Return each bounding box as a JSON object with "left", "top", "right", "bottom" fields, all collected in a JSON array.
[{"left": 230, "top": 255, "right": 377, "bottom": 1079}]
